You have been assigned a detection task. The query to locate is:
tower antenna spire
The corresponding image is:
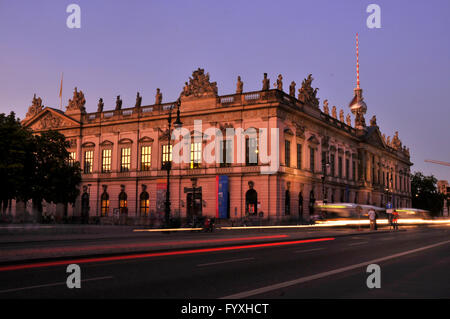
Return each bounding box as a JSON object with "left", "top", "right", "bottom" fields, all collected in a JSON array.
[
  {"left": 356, "top": 33, "right": 360, "bottom": 89},
  {"left": 356, "top": 33, "right": 361, "bottom": 89}
]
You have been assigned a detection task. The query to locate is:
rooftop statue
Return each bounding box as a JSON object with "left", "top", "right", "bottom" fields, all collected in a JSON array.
[
  {"left": 115, "top": 95, "right": 122, "bottom": 111},
  {"left": 262, "top": 73, "right": 270, "bottom": 91},
  {"left": 67, "top": 87, "right": 86, "bottom": 113},
  {"left": 135, "top": 92, "right": 142, "bottom": 108},
  {"left": 323, "top": 99, "right": 329, "bottom": 115},
  {"left": 236, "top": 76, "right": 243, "bottom": 94},
  {"left": 97, "top": 98, "right": 104, "bottom": 113},
  {"left": 298, "top": 74, "right": 319, "bottom": 108},
  {"left": 370, "top": 115, "right": 377, "bottom": 127},
  {"left": 155, "top": 89, "right": 162, "bottom": 105},
  {"left": 392, "top": 131, "right": 402, "bottom": 150},
  {"left": 332, "top": 106, "right": 337, "bottom": 119},
  {"left": 289, "top": 81, "right": 296, "bottom": 97},
  {"left": 346, "top": 113, "right": 352, "bottom": 126},
  {"left": 339, "top": 109, "right": 344, "bottom": 122},
  {"left": 26, "top": 94, "right": 44, "bottom": 118},
  {"left": 274, "top": 74, "right": 283, "bottom": 91},
  {"left": 181, "top": 68, "right": 218, "bottom": 98}
]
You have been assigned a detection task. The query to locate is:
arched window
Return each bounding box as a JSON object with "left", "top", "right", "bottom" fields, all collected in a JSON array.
[
  {"left": 245, "top": 188, "right": 258, "bottom": 216},
  {"left": 101, "top": 191, "right": 109, "bottom": 217},
  {"left": 119, "top": 191, "right": 128, "bottom": 215},
  {"left": 309, "top": 190, "right": 315, "bottom": 215},
  {"left": 298, "top": 192, "right": 303, "bottom": 217},
  {"left": 140, "top": 191, "right": 150, "bottom": 217},
  {"left": 285, "top": 190, "right": 291, "bottom": 216}
]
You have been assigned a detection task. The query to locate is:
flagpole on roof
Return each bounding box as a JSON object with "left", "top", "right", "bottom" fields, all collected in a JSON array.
[{"left": 59, "top": 72, "right": 64, "bottom": 110}]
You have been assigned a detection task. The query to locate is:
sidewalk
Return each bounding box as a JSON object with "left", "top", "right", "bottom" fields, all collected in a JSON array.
[{"left": 0, "top": 225, "right": 401, "bottom": 265}]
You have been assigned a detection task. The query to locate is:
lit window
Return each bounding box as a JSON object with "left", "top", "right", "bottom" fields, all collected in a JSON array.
[
  {"left": 161, "top": 144, "right": 172, "bottom": 169},
  {"left": 140, "top": 191, "right": 150, "bottom": 216},
  {"left": 69, "top": 152, "right": 76, "bottom": 166},
  {"left": 102, "top": 149, "right": 112, "bottom": 173},
  {"left": 190, "top": 142, "right": 202, "bottom": 169},
  {"left": 101, "top": 192, "right": 109, "bottom": 217},
  {"left": 141, "top": 146, "right": 152, "bottom": 171},
  {"left": 120, "top": 147, "right": 131, "bottom": 172},
  {"left": 84, "top": 150, "right": 93, "bottom": 174}
]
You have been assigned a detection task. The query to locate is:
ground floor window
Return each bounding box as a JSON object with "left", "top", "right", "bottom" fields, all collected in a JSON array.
[
  {"left": 140, "top": 191, "right": 150, "bottom": 216},
  {"left": 101, "top": 192, "right": 109, "bottom": 217}
]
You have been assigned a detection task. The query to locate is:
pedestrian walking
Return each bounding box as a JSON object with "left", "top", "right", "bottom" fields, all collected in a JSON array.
[
  {"left": 368, "top": 208, "right": 377, "bottom": 231},
  {"left": 392, "top": 209, "right": 399, "bottom": 230}
]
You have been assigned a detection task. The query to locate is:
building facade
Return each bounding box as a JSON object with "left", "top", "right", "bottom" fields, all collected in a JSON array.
[{"left": 17, "top": 68, "right": 412, "bottom": 225}]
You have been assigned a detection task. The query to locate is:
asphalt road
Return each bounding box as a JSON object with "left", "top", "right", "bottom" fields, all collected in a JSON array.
[{"left": 0, "top": 226, "right": 448, "bottom": 299}]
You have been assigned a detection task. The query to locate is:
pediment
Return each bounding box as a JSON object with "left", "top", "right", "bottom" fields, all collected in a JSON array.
[
  {"left": 100, "top": 140, "right": 114, "bottom": 146},
  {"left": 23, "top": 107, "right": 80, "bottom": 131},
  {"left": 364, "top": 127, "right": 386, "bottom": 149},
  {"left": 118, "top": 138, "right": 133, "bottom": 145},
  {"left": 307, "top": 134, "right": 320, "bottom": 145},
  {"left": 139, "top": 136, "right": 154, "bottom": 143}
]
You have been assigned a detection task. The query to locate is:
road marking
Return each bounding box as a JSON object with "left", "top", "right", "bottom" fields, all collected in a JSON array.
[
  {"left": 220, "top": 239, "right": 450, "bottom": 299},
  {"left": 0, "top": 276, "right": 113, "bottom": 294},
  {"left": 348, "top": 241, "right": 368, "bottom": 246},
  {"left": 197, "top": 257, "right": 255, "bottom": 267},
  {"left": 293, "top": 248, "right": 324, "bottom": 254}
]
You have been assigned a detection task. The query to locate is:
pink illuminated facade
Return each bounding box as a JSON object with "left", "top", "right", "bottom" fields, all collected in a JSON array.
[{"left": 16, "top": 68, "right": 412, "bottom": 224}]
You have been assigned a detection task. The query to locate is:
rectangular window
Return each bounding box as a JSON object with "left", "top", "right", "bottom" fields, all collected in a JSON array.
[
  {"left": 190, "top": 142, "right": 202, "bottom": 169},
  {"left": 102, "top": 149, "right": 112, "bottom": 173},
  {"left": 141, "top": 146, "right": 152, "bottom": 171},
  {"left": 120, "top": 147, "right": 131, "bottom": 172},
  {"left": 338, "top": 157, "right": 343, "bottom": 179},
  {"left": 321, "top": 151, "right": 326, "bottom": 173},
  {"left": 140, "top": 199, "right": 149, "bottom": 216},
  {"left": 309, "top": 147, "right": 315, "bottom": 172},
  {"left": 297, "top": 144, "right": 302, "bottom": 169},
  {"left": 330, "top": 154, "right": 335, "bottom": 177},
  {"left": 69, "top": 151, "right": 76, "bottom": 166},
  {"left": 161, "top": 144, "right": 172, "bottom": 169},
  {"left": 246, "top": 138, "right": 258, "bottom": 166},
  {"left": 345, "top": 159, "right": 349, "bottom": 180},
  {"left": 220, "top": 139, "right": 232, "bottom": 167},
  {"left": 101, "top": 199, "right": 109, "bottom": 217},
  {"left": 285, "top": 140, "right": 291, "bottom": 167},
  {"left": 352, "top": 161, "right": 356, "bottom": 181},
  {"left": 83, "top": 150, "right": 93, "bottom": 174}
]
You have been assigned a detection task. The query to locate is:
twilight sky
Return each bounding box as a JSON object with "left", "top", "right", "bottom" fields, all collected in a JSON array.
[{"left": 0, "top": 0, "right": 449, "bottom": 181}]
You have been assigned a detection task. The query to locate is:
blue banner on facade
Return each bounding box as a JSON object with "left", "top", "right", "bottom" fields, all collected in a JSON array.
[{"left": 217, "top": 175, "right": 229, "bottom": 219}]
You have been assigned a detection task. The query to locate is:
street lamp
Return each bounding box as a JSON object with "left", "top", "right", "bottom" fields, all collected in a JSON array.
[
  {"left": 322, "top": 154, "right": 330, "bottom": 204},
  {"left": 164, "top": 98, "right": 182, "bottom": 227}
]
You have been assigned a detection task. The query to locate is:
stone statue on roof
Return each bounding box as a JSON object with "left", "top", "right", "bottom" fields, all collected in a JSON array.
[
  {"left": 236, "top": 76, "right": 243, "bottom": 94},
  {"left": 298, "top": 74, "right": 319, "bottom": 108},
  {"left": 26, "top": 94, "right": 44, "bottom": 118}
]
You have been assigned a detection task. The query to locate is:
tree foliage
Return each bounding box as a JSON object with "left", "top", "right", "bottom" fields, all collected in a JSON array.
[
  {"left": 411, "top": 171, "right": 444, "bottom": 216},
  {"left": 0, "top": 112, "right": 81, "bottom": 219}
]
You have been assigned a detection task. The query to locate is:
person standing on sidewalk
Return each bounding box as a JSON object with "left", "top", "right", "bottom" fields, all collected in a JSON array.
[{"left": 368, "top": 208, "right": 377, "bottom": 231}]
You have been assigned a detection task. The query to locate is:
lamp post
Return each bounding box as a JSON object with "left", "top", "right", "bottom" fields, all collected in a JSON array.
[
  {"left": 322, "top": 154, "right": 330, "bottom": 204},
  {"left": 164, "top": 99, "right": 182, "bottom": 227}
]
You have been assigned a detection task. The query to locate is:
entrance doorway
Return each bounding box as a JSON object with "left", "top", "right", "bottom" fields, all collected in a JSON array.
[{"left": 187, "top": 191, "right": 202, "bottom": 219}]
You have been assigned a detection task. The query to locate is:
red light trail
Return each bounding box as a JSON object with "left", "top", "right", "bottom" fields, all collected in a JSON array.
[{"left": 0, "top": 237, "right": 335, "bottom": 272}]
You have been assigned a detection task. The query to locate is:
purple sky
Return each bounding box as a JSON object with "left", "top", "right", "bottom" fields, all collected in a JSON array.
[{"left": 1, "top": 0, "right": 449, "bottom": 181}]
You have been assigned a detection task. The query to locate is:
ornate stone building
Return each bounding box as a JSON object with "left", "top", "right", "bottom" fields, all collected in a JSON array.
[{"left": 17, "top": 67, "right": 412, "bottom": 224}]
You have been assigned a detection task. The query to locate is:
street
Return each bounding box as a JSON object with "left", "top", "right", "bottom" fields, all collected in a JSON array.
[{"left": 0, "top": 226, "right": 448, "bottom": 299}]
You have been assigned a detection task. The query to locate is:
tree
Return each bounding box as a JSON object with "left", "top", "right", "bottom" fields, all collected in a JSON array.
[
  {"left": 0, "top": 112, "right": 81, "bottom": 222},
  {"left": 411, "top": 172, "right": 445, "bottom": 216},
  {"left": 31, "top": 130, "right": 82, "bottom": 221},
  {"left": 0, "top": 112, "right": 34, "bottom": 215}
]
